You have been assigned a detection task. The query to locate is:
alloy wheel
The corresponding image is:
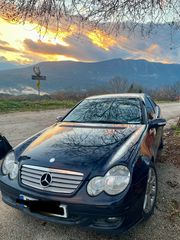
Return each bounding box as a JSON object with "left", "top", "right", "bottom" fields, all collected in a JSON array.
[{"left": 143, "top": 167, "right": 157, "bottom": 214}]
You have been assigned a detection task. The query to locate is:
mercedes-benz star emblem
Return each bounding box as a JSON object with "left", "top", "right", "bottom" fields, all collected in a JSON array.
[{"left": 40, "top": 173, "right": 52, "bottom": 187}]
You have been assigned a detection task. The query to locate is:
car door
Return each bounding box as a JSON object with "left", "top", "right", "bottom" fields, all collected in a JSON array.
[
  {"left": 144, "top": 96, "right": 162, "bottom": 158},
  {"left": 147, "top": 97, "right": 163, "bottom": 148}
]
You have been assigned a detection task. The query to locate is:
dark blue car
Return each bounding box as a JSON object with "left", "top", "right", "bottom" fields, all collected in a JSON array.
[{"left": 0, "top": 93, "right": 166, "bottom": 233}]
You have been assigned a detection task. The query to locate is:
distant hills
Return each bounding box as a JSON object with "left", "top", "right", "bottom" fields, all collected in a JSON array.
[
  {"left": 0, "top": 61, "right": 21, "bottom": 71},
  {"left": 0, "top": 58, "right": 180, "bottom": 94}
]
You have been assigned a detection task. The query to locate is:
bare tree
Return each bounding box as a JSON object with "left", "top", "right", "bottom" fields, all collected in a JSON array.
[
  {"left": 0, "top": 1, "right": 180, "bottom": 34},
  {"left": 128, "top": 83, "right": 143, "bottom": 93},
  {"left": 170, "top": 81, "right": 180, "bottom": 98},
  {"left": 147, "top": 81, "right": 180, "bottom": 101},
  {"left": 109, "top": 76, "right": 129, "bottom": 93}
]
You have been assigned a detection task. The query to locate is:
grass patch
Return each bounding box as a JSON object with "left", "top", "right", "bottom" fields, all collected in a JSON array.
[
  {"left": 172, "top": 125, "right": 180, "bottom": 135},
  {"left": 155, "top": 100, "right": 180, "bottom": 104},
  {"left": 167, "top": 199, "right": 180, "bottom": 221},
  {"left": 156, "top": 100, "right": 172, "bottom": 103},
  {"left": 0, "top": 99, "right": 77, "bottom": 113}
]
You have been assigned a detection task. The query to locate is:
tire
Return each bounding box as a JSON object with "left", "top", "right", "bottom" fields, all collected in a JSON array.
[
  {"left": 158, "top": 137, "right": 164, "bottom": 150},
  {"left": 142, "top": 164, "right": 157, "bottom": 219}
]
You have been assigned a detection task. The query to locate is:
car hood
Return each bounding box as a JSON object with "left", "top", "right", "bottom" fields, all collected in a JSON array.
[{"left": 20, "top": 122, "right": 144, "bottom": 177}]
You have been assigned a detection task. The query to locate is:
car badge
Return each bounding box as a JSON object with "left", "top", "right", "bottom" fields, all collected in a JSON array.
[
  {"left": 40, "top": 173, "right": 52, "bottom": 187},
  {"left": 49, "top": 158, "right": 55, "bottom": 163}
]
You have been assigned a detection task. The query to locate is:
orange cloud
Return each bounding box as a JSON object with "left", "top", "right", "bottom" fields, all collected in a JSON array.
[
  {"left": 146, "top": 44, "right": 161, "bottom": 54},
  {"left": 86, "top": 29, "right": 117, "bottom": 50},
  {"left": 0, "top": 16, "right": 177, "bottom": 65}
]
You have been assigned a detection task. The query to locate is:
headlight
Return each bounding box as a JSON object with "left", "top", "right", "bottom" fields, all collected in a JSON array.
[
  {"left": 9, "top": 163, "right": 19, "bottom": 180},
  {"left": 87, "top": 177, "right": 104, "bottom": 196},
  {"left": 2, "top": 151, "right": 19, "bottom": 179},
  {"left": 2, "top": 151, "right": 15, "bottom": 175},
  {"left": 87, "top": 165, "right": 130, "bottom": 196},
  {"left": 104, "top": 166, "right": 130, "bottom": 195}
]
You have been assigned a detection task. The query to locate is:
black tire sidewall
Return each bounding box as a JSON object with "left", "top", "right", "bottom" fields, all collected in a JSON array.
[{"left": 159, "top": 137, "right": 164, "bottom": 150}]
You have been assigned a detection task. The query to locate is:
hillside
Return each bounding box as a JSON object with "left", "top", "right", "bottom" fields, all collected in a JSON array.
[
  {"left": 0, "top": 61, "right": 20, "bottom": 71},
  {"left": 0, "top": 58, "right": 179, "bottom": 93}
]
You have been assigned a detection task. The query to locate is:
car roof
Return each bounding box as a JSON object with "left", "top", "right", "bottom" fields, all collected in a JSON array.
[{"left": 86, "top": 93, "right": 148, "bottom": 102}]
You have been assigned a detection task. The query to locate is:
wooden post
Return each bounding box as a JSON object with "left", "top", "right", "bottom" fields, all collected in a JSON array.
[{"left": 36, "top": 80, "right": 41, "bottom": 96}]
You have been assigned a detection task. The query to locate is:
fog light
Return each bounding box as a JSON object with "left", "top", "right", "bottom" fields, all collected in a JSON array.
[
  {"left": 93, "top": 216, "right": 124, "bottom": 228},
  {"left": 106, "top": 217, "right": 120, "bottom": 223}
]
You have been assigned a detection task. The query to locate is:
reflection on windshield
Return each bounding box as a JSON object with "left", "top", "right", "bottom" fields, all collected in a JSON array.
[{"left": 63, "top": 98, "right": 143, "bottom": 124}]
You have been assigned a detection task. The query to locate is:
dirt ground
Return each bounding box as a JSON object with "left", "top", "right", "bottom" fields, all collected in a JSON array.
[
  {"left": 159, "top": 127, "right": 180, "bottom": 167},
  {"left": 0, "top": 106, "right": 180, "bottom": 240}
]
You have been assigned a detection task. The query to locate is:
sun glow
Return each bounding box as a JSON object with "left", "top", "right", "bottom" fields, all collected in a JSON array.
[
  {"left": 86, "top": 29, "right": 116, "bottom": 50},
  {"left": 0, "top": 16, "right": 173, "bottom": 65},
  {"left": 0, "top": 18, "right": 78, "bottom": 63},
  {"left": 0, "top": 17, "right": 118, "bottom": 64}
]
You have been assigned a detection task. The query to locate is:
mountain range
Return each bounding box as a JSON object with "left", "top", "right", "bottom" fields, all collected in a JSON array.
[
  {"left": 0, "top": 61, "right": 21, "bottom": 71},
  {"left": 0, "top": 58, "right": 179, "bottom": 94}
]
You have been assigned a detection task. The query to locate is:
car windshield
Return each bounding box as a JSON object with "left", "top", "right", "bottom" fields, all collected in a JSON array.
[{"left": 63, "top": 98, "right": 143, "bottom": 124}]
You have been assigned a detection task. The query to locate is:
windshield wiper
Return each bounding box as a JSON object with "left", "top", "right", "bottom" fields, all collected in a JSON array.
[
  {"left": 63, "top": 120, "right": 138, "bottom": 124},
  {"left": 84, "top": 120, "right": 127, "bottom": 124},
  {"left": 63, "top": 121, "right": 84, "bottom": 123}
]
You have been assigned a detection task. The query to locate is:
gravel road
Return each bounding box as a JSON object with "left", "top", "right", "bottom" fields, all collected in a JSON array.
[
  {"left": 160, "top": 102, "right": 180, "bottom": 120},
  {"left": 0, "top": 102, "right": 179, "bottom": 240},
  {"left": 1, "top": 102, "right": 180, "bottom": 147}
]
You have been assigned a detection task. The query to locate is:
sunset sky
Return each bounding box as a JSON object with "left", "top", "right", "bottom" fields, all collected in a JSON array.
[{"left": 1, "top": 16, "right": 180, "bottom": 68}]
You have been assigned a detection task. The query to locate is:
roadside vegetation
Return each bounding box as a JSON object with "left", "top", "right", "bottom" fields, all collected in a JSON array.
[
  {"left": 0, "top": 99, "right": 77, "bottom": 113},
  {"left": 172, "top": 125, "right": 180, "bottom": 135},
  {"left": 172, "top": 119, "right": 180, "bottom": 135},
  {"left": 159, "top": 119, "right": 180, "bottom": 167},
  {"left": 0, "top": 79, "right": 179, "bottom": 113},
  {"left": 157, "top": 119, "right": 180, "bottom": 224}
]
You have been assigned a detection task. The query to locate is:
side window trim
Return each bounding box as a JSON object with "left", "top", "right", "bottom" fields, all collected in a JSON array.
[
  {"left": 145, "top": 97, "right": 154, "bottom": 113},
  {"left": 147, "top": 96, "right": 156, "bottom": 112},
  {"left": 144, "top": 96, "right": 155, "bottom": 120}
]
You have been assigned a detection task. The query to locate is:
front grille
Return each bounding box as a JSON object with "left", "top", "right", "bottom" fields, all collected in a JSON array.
[{"left": 20, "top": 164, "right": 84, "bottom": 194}]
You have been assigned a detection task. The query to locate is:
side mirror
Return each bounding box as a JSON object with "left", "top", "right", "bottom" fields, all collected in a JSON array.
[
  {"left": 0, "top": 136, "right": 12, "bottom": 160},
  {"left": 56, "top": 116, "right": 63, "bottom": 122},
  {"left": 149, "top": 118, "right": 166, "bottom": 129}
]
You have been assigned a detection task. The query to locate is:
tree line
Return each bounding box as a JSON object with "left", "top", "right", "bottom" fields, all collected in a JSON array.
[
  {"left": 0, "top": 76, "right": 179, "bottom": 101},
  {"left": 108, "top": 76, "right": 180, "bottom": 101},
  {"left": 52, "top": 76, "right": 180, "bottom": 101}
]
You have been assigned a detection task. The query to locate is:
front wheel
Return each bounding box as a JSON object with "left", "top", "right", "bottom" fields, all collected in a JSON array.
[
  {"left": 158, "top": 137, "right": 164, "bottom": 150},
  {"left": 143, "top": 165, "right": 157, "bottom": 219}
]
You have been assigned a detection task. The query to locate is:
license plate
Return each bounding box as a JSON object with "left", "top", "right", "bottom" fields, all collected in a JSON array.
[
  {"left": 19, "top": 194, "right": 37, "bottom": 208},
  {"left": 19, "top": 194, "right": 37, "bottom": 201},
  {"left": 18, "top": 194, "right": 68, "bottom": 218}
]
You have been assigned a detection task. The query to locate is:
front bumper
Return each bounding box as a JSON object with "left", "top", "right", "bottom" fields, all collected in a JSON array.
[{"left": 0, "top": 176, "right": 147, "bottom": 233}]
